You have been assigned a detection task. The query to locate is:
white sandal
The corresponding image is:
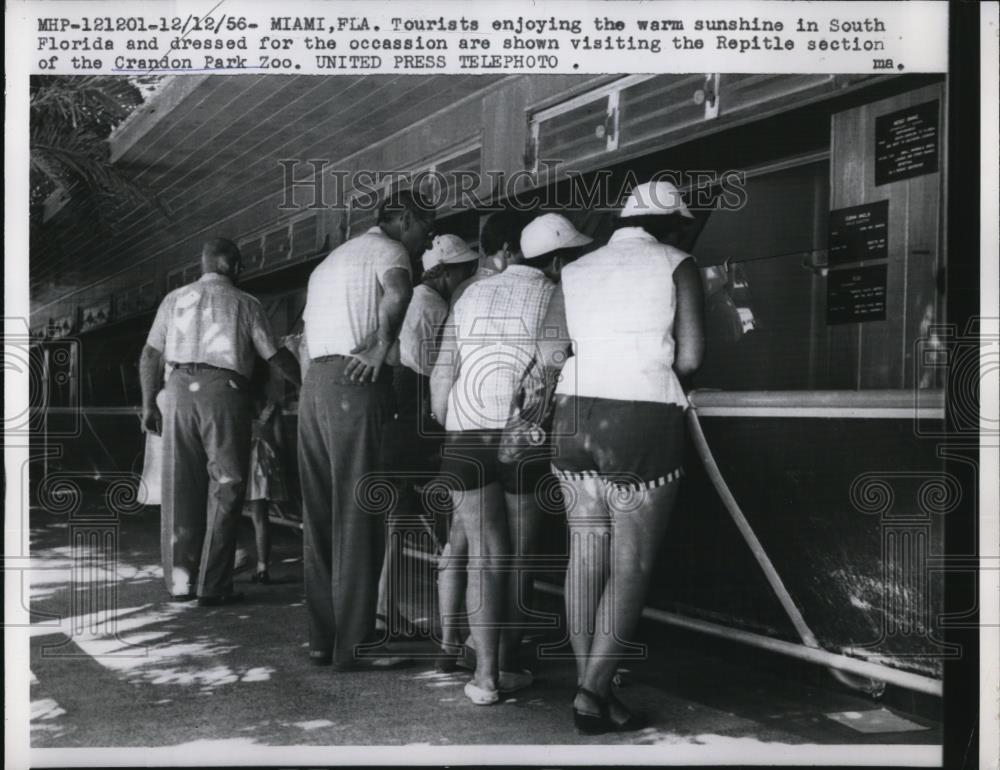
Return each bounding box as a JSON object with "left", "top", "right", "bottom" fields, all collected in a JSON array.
[{"left": 464, "top": 680, "right": 499, "bottom": 705}]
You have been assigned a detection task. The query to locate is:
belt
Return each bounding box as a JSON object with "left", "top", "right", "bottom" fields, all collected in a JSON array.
[
  {"left": 308, "top": 353, "right": 393, "bottom": 385},
  {"left": 169, "top": 362, "right": 244, "bottom": 381}
]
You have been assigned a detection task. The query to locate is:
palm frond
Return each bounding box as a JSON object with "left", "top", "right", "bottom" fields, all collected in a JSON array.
[{"left": 29, "top": 75, "right": 171, "bottom": 228}]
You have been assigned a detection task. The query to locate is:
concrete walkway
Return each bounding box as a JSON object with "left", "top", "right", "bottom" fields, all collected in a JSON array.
[{"left": 26, "top": 505, "right": 941, "bottom": 756}]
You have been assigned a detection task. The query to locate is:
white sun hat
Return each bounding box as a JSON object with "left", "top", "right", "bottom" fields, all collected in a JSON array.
[
  {"left": 421, "top": 234, "right": 478, "bottom": 272},
  {"left": 520, "top": 213, "right": 593, "bottom": 259},
  {"left": 620, "top": 181, "right": 694, "bottom": 219}
]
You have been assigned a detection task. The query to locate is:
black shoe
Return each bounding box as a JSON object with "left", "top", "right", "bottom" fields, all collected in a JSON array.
[
  {"left": 197, "top": 592, "right": 245, "bottom": 607},
  {"left": 572, "top": 687, "right": 648, "bottom": 735},
  {"left": 308, "top": 650, "right": 333, "bottom": 666},
  {"left": 434, "top": 654, "right": 460, "bottom": 673},
  {"left": 169, "top": 592, "right": 197, "bottom": 602},
  {"left": 456, "top": 642, "right": 477, "bottom": 671}
]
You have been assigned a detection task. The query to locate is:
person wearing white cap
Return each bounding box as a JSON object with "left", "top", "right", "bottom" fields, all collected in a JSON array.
[
  {"left": 537, "top": 180, "right": 704, "bottom": 733},
  {"left": 375, "top": 234, "right": 478, "bottom": 641},
  {"left": 436, "top": 210, "right": 533, "bottom": 672},
  {"left": 429, "top": 211, "right": 592, "bottom": 705},
  {"left": 390, "top": 233, "right": 480, "bottom": 378}
]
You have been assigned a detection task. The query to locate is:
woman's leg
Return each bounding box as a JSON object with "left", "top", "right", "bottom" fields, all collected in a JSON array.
[
  {"left": 437, "top": 515, "right": 468, "bottom": 653},
  {"left": 452, "top": 482, "right": 507, "bottom": 692},
  {"left": 248, "top": 499, "right": 271, "bottom": 572},
  {"left": 498, "top": 490, "right": 544, "bottom": 671},
  {"left": 577, "top": 480, "right": 679, "bottom": 718},
  {"left": 561, "top": 476, "right": 611, "bottom": 690}
]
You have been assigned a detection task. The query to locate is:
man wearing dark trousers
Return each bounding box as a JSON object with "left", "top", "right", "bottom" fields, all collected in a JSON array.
[
  {"left": 299, "top": 191, "right": 432, "bottom": 669},
  {"left": 140, "top": 238, "right": 300, "bottom": 606}
]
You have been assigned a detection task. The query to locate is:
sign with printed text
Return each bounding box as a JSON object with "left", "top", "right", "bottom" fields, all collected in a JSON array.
[
  {"left": 874, "top": 100, "right": 939, "bottom": 185},
  {"left": 826, "top": 264, "right": 887, "bottom": 324},
  {"left": 828, "top": 200, "right": 889, "bottom": 266}
]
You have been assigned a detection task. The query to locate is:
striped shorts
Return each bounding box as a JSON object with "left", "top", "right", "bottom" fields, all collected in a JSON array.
[{"left": 550, "top": 395, "right": 685, "bottom": 492}]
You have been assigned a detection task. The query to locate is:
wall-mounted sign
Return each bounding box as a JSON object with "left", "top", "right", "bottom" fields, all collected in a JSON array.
[
  {"left": 80, "top": 299, "right": 112, "bottom": 333},
  {"left": 875, "top": 100, "right": 939, "bottom": 186},
  {"left": 827, "top": 265, "right": 888, "bottom": 325},
  {"left": 828, "top": 200, "right": 889, "bottom": 267}
]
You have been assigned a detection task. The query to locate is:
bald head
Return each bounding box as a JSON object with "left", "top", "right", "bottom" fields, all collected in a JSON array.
[{"left": 201, "top": 238, "right": 242, "bottom": 278}]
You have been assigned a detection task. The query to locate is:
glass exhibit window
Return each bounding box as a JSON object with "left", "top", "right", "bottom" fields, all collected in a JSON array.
[{"left": 692, "top": 160, "right": 836, "bottom": 391}]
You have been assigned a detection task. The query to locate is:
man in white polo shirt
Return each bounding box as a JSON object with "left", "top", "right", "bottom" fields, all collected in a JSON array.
[{"left": 299, "top": 190, "right": 433, "bottom": 670}]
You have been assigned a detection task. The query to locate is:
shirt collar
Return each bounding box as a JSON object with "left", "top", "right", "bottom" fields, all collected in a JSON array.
[
  {"left": 503, "top": 264, "right": 547, "bottom": 280},
  {"left": 199, "top": 272, "right": 233, "bottom": 284},
  {"left": 609, "top": 226, "right": 658, "bottom": 244}
]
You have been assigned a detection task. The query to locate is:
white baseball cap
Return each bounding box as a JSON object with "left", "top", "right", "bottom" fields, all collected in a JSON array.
[
  {"left": 520, "top": 213, "right": 593, "bottom": 259},
  {"left": 421, "top": 234, "right": 478, "bottom": 272},
  {"left": 620, "top": 181, "right": 694, "bottom": 219}
]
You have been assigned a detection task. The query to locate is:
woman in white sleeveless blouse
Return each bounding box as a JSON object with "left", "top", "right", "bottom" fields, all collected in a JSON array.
[{"left": 540, "top": 182, "right": 705, "bottom": 734}]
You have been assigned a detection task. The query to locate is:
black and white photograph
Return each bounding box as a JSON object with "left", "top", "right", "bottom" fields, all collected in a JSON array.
[{"left": 4, "top": 1, "right": 998, "bottom": 767}]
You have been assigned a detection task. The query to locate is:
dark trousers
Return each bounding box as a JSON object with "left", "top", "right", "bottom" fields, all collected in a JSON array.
[
  {"left": 377, "top": 367, "right": 446, "bottom": 636},
  {"left": 160, "top": 368, "right": 251, "bottom": 597},
  {"left": 299, "top": 357, "right": 391, "bottom": 664}
]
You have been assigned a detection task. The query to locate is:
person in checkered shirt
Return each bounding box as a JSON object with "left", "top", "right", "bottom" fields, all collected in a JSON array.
[{"left": 430, "top": 212, "right": 592, "bottom": 705}]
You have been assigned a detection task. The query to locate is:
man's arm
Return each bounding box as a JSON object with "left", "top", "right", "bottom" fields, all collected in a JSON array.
[
  {"left": 267, "top": 348, "right": 301, "bottom": 388},
  {"left": 346, "top": 266, "right": 413, "bottom": 383},
  {"left": 139, "top": 345, "right": 164, "bottom": 435},
  {"left": 246, "top": 298, "right": 300, "bottom": 388}
]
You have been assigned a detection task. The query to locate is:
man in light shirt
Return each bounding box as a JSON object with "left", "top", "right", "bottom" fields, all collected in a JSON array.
[
  {"left": 140, "top": 238, "right": 300, "bottom": 605},
  {"left": 299, "top": 190, "right": 433, "bottom": 670}
]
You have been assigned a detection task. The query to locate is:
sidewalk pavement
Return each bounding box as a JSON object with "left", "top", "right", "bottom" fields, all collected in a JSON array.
[{"left": 26, "top": 505, "right": 941, "bottom": 750}]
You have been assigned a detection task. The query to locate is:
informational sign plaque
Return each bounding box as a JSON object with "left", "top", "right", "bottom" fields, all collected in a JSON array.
[
  {"left": 826, "top": 265, "right": 888, "bottom": 325},
  {"left": 875, "top": 100, "right": 939, "bottom": 186},
  {"left": 828, "top": 200, "right": 889, "bottom": 267}
]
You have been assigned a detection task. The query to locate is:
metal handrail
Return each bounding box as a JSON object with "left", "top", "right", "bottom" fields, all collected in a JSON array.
[{"left": 36, "top": 388, "right": 947, "bottom": 419}]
